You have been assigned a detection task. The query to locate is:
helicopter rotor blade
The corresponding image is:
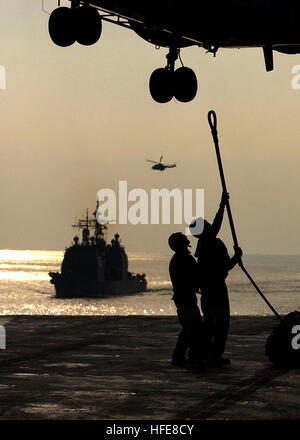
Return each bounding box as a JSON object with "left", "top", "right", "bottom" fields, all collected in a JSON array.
[
  {"left": 160, "top": 155, "right": 163, "bottom": 163},
  {"left": 147, "top": 160, "right": 157, "bottom": 163}
]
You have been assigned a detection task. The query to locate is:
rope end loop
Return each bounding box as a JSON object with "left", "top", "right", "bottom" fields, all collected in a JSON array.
[{"left": 208, "top": 110, "right": 217, "bottom": 132}]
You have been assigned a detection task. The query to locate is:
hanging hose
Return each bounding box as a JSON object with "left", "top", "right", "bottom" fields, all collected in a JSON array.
[{"left": 207, "top": 110, "right": 283, "bottom": 323}]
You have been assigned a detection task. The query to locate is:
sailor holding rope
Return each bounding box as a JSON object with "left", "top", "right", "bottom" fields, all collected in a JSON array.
[{"left": 190, "top": 192, "right": 243, "bottom": 365}]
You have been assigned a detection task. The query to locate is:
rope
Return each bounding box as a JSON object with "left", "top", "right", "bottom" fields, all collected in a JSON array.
[{"left": 208, "top": 110, "right": 282, "bottom": 323}]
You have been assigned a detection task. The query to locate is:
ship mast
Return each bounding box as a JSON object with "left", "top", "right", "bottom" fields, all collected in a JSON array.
[
  {"left": 93, "top": 200, "right": 108, "bottom": 241},
  {"left": 72, "top": 201, "right": 108, "bottom": 244}
]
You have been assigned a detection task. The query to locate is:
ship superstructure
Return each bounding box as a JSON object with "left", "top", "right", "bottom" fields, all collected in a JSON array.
[{"left": 49, "top": 203, "right": 147, "bottom": 298}]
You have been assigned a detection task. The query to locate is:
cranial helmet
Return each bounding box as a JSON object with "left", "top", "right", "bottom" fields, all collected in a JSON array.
[{"left": 189, "top": 217, "right": 210, "bottom": 238}]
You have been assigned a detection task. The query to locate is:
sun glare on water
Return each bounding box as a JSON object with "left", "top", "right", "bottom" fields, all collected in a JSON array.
[{"left": 0, "top": 250, "right": 62, "bottom": 282}]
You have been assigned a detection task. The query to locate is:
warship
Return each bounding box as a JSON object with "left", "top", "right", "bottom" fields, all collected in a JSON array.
[{"left": 49, "top": 203, "right": 147, "bottom": 298}]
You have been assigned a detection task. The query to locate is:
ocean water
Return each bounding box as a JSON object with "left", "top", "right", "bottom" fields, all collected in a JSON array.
[{"left": 0, "top": 250, "right": 300, "bottom": 316}]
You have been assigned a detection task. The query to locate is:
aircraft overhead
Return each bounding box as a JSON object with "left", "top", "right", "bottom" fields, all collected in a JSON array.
[
  {"left": 146, "top": 156, "right": 176, "bottom": 171},
  {"left": 48, "top": 1, "right": 300, "bottom": 103}
]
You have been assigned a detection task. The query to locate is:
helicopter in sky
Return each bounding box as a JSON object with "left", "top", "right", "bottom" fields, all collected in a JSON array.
[{"left": 147, "top": 156, "right": 176, "bottom": 171}]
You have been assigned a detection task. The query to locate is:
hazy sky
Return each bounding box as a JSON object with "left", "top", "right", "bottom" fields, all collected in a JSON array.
[{"left": 1, "top": 0, "right": 300, "bottom": 255}]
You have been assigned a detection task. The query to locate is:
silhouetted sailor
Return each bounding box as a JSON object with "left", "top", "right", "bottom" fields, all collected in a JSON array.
[
  {"left": 168, "top": 232, "right": 207, "bottom": 367},
  {"left": 190, "top": 192, "right": 242, "bottom": 365}
]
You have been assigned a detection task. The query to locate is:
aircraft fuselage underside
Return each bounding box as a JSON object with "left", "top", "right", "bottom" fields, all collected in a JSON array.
[
  {"left": 49, "top": 1, "right": 300, "bottom": 102},
  {"left": 89, "top": 0, "right": 300, "bottom": 50}
]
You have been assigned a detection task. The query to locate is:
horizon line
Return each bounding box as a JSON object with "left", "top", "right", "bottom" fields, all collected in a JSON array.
[{"left": 1, "top": 249, "right": 300, "bottom": 257}]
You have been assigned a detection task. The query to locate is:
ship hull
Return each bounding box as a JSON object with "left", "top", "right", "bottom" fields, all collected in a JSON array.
[{"left": 49, "top": 272, "right": 147, "bottom": 298}]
